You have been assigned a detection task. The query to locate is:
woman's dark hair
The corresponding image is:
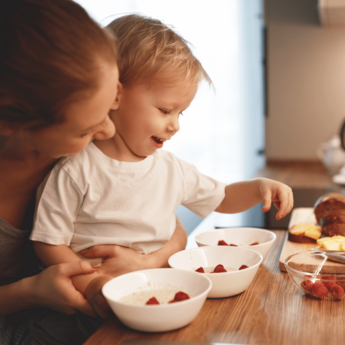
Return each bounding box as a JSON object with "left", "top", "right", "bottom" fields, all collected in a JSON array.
[{"left": 0, "top": 0, "right": 117, "bottom": 128}]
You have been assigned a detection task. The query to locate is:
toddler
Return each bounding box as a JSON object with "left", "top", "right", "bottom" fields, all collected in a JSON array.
[{"left": 30, "top": 14, "right": 293, "bottom": 298}]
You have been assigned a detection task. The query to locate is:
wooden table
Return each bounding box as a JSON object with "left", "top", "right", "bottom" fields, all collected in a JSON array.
[{"left": 84, "top": 229, "right": 345, "bottom": 345}]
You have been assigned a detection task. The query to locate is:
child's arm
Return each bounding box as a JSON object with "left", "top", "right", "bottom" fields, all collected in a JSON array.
[
  {"left": 215, "top": 178, "right": 293, "bottom": 220},
  {"left": 80, "top": 215, "right": 188, "bottom": 272},
  {"left": 33, "top": 241, "right": 102, "bottom": 295}
]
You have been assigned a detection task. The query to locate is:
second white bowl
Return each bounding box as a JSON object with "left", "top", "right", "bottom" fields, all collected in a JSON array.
[
  {"left": 168, "top": 246, "right": 262, "bottom": 298},
  {"left": 194, "top": 227, "right": 276, "bottom": 261}
]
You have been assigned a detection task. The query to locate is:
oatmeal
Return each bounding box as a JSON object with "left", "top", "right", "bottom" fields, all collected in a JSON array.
[{"left": 120, "top": 288, "right": 190, "bottom": 305}]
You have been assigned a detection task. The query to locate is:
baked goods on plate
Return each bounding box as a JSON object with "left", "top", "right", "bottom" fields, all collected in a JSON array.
[{"left": 288, "top": 223, "right": 322, "bottom": 243}]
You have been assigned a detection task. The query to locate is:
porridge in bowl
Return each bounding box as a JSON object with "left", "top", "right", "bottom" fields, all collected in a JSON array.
[{"left": 120, "top": 288, "right": 191, "bottom": 305}]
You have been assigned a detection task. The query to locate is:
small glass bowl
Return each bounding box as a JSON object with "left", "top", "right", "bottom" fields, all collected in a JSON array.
[{"left": 284, "top": 251, "right": 345, "bottom": 300}]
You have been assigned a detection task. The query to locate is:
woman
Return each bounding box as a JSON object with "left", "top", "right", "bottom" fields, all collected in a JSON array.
[{"left": 0, "top": 0, "right": 187, "bottom": 343}]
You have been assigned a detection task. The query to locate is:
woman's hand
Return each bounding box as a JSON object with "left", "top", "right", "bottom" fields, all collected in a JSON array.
[{"left": 26, "top": 261, "right": 99, "bottom": 317}]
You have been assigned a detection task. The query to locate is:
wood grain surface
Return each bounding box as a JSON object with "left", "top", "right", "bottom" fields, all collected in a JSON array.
[{"left": 84, "top": 230, "right": 345, "bottom": 345}]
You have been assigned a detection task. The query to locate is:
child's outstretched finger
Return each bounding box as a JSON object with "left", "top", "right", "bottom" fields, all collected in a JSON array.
[
  {"left": 280, "top": 189, "right": 294, "bottom": 219},
  {"left": 275, "top": 192, "right": 291, "bottom": 219},
  {"left": 261, "top": 190, "right": 272, "bottom": 212}
]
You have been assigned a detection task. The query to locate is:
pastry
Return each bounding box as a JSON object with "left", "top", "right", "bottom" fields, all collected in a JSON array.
[
  {"left": 314, "top": 193, "right": 345, "bottom": 225},
  {"left": 288, "top": 223, "right": 322, "bottom": 243}
]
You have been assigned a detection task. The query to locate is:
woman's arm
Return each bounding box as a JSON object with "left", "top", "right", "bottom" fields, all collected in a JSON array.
[{"left": 0, "top": 261, "right": 98, "bottom": 317}]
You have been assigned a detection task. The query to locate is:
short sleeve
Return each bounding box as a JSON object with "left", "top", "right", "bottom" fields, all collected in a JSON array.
[
  {"left": 179, "top": 159, "right": 226, "bottom": 218},
  {"left": 30, "top": 166, "right": 83, "bottom": 246}
]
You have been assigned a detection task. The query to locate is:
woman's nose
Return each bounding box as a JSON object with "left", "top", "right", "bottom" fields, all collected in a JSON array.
[{"left": 93, "top": 116, "right": 116, "bottom": 140}]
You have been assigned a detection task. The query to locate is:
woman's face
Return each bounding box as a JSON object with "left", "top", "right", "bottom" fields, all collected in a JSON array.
[{"left": 23, "top": 65, "right": 119, "bottom": 158}]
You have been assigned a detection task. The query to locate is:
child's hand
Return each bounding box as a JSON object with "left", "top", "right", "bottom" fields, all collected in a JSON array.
[
  {"left": 84, "top": 275, "right": 113, "bottom": 319},
  {"left": 80, "top": 245, "right": 151, "bottom": 277},
  {"left": 259, "top": 178, "right": 293, "bottom": 220}
]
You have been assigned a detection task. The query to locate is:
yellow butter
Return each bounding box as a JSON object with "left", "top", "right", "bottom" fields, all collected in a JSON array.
[
  {"left": 323, "top": 241, "right": 341, "bottom": 250},
  {"left": 290, "top": 224, "right": 309, "bottom": 235},
  {"left": 317, "top": 235, "right": 345, "bottom": 250},
  {"left": 304, "top": 227, "right": 322, "bottom": 240},
  {"left": 317, "top": 237, "right": 332, "bottom": 245}
]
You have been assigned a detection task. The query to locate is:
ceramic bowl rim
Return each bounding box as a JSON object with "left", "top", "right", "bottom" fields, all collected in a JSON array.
[
  {"left": 194, "top": 227, "right": 276, "bottom": 248},
  {"left": 102, "top": 268, "right": 213, "bottom": 309},
  {"left": 169, "top": 246, "right": 263, "bottom": 275}
]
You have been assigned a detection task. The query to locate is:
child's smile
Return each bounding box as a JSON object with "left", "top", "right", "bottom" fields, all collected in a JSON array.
[
  {"left": 151, "top": 136, "right": 165, "bottom": 148},
  {"left": 108, "top": 80, "right": 198, "bottom": 162}
]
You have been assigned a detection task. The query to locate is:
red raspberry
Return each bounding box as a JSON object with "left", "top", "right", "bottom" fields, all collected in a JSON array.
[
  {"left": 336, "top": 281, "right": 345, "bottom": 288},
  {"left": 146, "top": 297, "right": 159, "bottom": 305},
  {"left": 336, "top": 278, "right": 345, "bottom": 288},
  {"left": 322, "top": 281, "right": 336, "bottom": 291},
  {"left": 239, "top": 265, "right": 249, "bottom": 270},
  {"left": 330, "top": 284, "right": 344, "bottom": 300},
  {"left": 218, "top": 240, "right": 228, "bottom": 246},
  {"left": 250, "top": 242, "right": 259, "bottom": 246},
  {"left": 301, "top": 280, "right": 313, "bottom": 292},
  {"left": 310, "top": 281, "right": 329, "bottom": 299},
  {"left": 213, "top": 264, "right": 227, "bottom": 273},
  {"left": 195, "top": 267, "right": 204, "bottom": 273},
  {"left": 173, "top": 291, "right": 190, "bottom": 301}
]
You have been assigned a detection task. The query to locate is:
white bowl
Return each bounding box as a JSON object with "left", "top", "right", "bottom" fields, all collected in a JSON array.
[
  {"left": 194, "top": 227, "right": 276, "bottom": 261},
  {"left": 102, "top": 268, "right": 212, "bottom": 332},
  {"left": 168, "top": 246, "right": 262, "bottom": 298}
]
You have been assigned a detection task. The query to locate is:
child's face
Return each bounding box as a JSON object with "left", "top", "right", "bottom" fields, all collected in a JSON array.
[
  {"left": 22, "top": 65, "right": 119, "bottom": 158},
  {"left": 112, "top": 79, "right": 198, "bottom": 159}
]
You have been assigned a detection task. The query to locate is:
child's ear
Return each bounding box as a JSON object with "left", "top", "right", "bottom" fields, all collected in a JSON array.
[{"left": 110, "top": 81, "right": 123, "bottom": 110}]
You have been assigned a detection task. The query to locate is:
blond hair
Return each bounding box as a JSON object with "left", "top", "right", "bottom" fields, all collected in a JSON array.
[{"left": 107, "top": 14, "right": 211, "bottom": 87}]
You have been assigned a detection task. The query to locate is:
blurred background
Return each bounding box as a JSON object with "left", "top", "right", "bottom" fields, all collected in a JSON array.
[{"left": 74, "top": 0, "right": 345, "bottom": 233}]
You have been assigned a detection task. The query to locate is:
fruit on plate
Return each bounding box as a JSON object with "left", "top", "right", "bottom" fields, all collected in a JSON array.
[
  {"left": 316, "top": 235, "right": 345, "bottom": 251},
  {"left": 288, "top": 223, "right": 322, "bottom": 243}
]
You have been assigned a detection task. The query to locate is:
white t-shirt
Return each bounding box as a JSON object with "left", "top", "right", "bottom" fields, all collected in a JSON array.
[{"left": 30, "top": 143, "right": 226, "bottom": 255}]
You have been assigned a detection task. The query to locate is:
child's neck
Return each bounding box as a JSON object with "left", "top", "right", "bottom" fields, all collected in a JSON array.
[{"left": 93, "top": 134, "right": 147, "bottom": 162}]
